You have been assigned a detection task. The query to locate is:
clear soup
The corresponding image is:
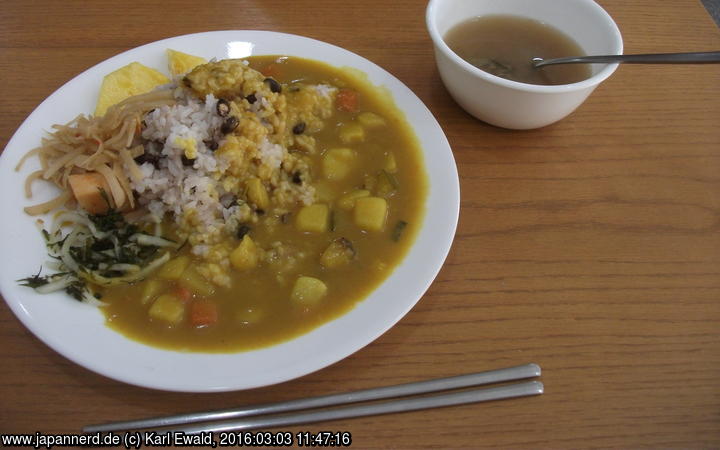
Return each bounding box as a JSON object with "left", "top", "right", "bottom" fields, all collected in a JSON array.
[{"left": 444, "top": 14, "right": 592, "bottom": 85}]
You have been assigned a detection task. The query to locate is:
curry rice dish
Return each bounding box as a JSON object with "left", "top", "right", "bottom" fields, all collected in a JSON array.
[{"left": 18, "top": 54, "right": 428, "bottom": 352}]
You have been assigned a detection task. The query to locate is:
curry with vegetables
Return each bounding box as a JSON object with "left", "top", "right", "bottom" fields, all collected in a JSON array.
[{"left": 19, "top": 52, "right": 428, "bottom": 352}]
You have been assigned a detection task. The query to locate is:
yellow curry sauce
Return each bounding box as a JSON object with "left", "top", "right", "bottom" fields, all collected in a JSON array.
[{"left": 101, "top": 56, "right": 428, "bottom": 352}]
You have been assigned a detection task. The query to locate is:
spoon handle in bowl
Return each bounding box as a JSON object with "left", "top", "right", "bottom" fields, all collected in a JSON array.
[{"left": 533, "top": 51, "right": 720, "bottom": 67}]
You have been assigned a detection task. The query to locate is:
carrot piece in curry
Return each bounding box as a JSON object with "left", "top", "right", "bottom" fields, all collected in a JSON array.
[
  {"left": 174, "top": 286, "right": 193, "bottom": 303},
  {"left": 260, "top": 63, "right": 280, "bottom": 78},
  {"left": 336, "top": 89, "right": 359, "bottom": 112},
  {"left": 190, "top": 300, "right": 218, "bottom": 327}
]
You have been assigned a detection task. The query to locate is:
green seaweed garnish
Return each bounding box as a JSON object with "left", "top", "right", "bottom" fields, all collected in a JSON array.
[{"left": 17, "top": 267, "right": 49, "bottom": 288}]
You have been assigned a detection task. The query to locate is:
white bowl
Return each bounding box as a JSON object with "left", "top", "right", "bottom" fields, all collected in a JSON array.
[{"left": 426, "top": 0, "right": 623, "bottom": 129}]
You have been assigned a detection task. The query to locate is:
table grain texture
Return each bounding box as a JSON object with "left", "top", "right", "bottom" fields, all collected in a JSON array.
[{"left": 1, "top": 1, "right": 720, "bottom": 448}]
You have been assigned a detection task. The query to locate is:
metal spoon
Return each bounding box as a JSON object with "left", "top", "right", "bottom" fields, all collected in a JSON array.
[{"left": 532, "top": 50, "right": 720, "bottom": 68}]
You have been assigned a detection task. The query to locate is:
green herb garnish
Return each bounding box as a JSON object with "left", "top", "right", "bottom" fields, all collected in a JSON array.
[
  {"left": 19, "top": 207, "right": 177, "bottom": 303},
  {"left": 17, "top": 267, "right": 49, "bottom": 289}
]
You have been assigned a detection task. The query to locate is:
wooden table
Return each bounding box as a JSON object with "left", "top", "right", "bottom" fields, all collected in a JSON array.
[{"left": 2, "top": 0, "right": 719, "bottom": 447}]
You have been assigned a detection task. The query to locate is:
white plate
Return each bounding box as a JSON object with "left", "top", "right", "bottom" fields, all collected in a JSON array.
[{"left": 0, "top": 31, "right": 459, "bottom": 392}]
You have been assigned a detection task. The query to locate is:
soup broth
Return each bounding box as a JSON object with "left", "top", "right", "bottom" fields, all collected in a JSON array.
[{"left": 444, "top": 14, "right": 592, "bottom": 85}]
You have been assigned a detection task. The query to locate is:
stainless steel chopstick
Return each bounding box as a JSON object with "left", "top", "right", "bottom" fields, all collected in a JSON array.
[
  {"left": 84, "top": 363, "right": 541, "bottom": 432},
  {"left": 176, "top": 380, "right": 544, "bottom": 434}
]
